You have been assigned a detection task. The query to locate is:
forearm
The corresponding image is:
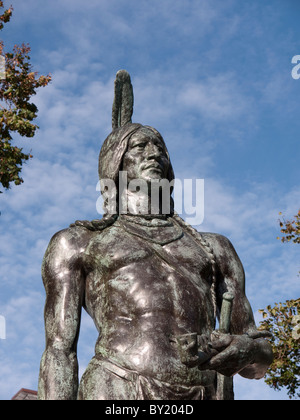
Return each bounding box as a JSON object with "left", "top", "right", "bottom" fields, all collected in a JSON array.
[{"left": 38, "top": 347, "right": 79, "bottom": 400}]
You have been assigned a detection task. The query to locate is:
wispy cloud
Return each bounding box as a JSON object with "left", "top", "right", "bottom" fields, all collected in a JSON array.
[
  {"left": 1, "top": 0, "right": 299, "bottom": 400},
  {"left": 0, "top": 291, "right": 44, "bottom": 398}
]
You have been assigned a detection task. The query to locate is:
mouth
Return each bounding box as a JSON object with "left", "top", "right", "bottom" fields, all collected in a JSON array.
[{"left": 142, "top": 161, "right": 163, "bottom": 172}]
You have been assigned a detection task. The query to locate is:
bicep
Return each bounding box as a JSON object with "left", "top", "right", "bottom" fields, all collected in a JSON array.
[{"left": 42, "top": 235, "right": 85, "bottom": 353}]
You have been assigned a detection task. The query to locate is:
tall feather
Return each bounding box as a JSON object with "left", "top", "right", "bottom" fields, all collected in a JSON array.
[{"left": 112, "top": 70, "right": 134, "bottom": 130}]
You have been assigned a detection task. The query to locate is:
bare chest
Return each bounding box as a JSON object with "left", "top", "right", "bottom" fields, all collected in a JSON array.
[{"left": 84, "top": 221, "right": 214, "bottom": 327}]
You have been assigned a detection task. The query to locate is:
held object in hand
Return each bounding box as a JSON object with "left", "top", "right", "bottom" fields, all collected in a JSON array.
[
  {"left": 175, "top": 292, "right": 234, "bottom": 367},
  {"left": 219, "top": 292, "right": 234, "bottom": 334},
  {"left": 197, "top": 292, "right": 234, "bottom": 365}
]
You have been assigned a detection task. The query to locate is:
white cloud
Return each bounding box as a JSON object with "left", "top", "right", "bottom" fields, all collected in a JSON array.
[
  {"left": 234, "top": 375, "right": 290, "bottom": 400},
  {"left": 1, "top": 0, "right": 299, "bottom": 401},
  {"left": 0, "top": 291, "right": 44, "bottom": 399},
  {"left": 178, "top": 74, "right": 249, "bottom": 121}
]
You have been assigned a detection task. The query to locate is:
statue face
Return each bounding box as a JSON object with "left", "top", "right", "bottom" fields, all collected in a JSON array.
[{"left": 122, "top": 129, "right": 170, "bottom": 183}]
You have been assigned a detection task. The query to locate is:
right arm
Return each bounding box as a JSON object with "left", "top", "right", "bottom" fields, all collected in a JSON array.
[{"left": 37, "top": 228, "right": 86, "bottom": 400}]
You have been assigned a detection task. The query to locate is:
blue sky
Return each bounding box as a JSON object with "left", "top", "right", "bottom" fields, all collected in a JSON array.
[{"left": 0, "top": 0, "right": 299, "bottom": 400}]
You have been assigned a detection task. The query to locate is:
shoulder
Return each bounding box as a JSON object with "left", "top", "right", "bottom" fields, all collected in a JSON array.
[
  {"left": 200, "top": 232, "right": 238, "bottom": 258},
  {"left": 197, "top": 231, "right": 245, "bottom": 282},
  {"left": 46, "top": 225, "right": 93, "bottom": 254},
  {"left": 42, "top": 225, "right": 94, "bottom": 277},
  {"left": 174, "top": 215, "right": 244, "bottom": 276}
]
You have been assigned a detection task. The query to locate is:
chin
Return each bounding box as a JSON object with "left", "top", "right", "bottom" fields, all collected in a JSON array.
[{"left": 142, "top": 170, "right": 165, "bottom": 181}]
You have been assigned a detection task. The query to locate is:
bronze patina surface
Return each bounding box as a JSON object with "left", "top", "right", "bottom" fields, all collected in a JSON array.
[{"left": 38, "top": 70, "right": 273, "bottom": 400}]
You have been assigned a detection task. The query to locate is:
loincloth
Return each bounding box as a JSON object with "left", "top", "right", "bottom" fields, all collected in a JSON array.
[{"left": 78, "top": 356, "right": 215, "bottom": 400}]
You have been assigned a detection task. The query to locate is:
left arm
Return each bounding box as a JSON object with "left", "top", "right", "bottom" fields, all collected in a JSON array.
[{"left": 201, "top": 233, "right": 273, "bottom": 379}]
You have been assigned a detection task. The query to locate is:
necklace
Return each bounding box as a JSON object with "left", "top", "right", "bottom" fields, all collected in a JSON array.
[
  {"left": 121, "top": 214, "right": 173, "bottom": 227},
  {"left": 119, "top": 215, "right": 183, "bottom": 245}
]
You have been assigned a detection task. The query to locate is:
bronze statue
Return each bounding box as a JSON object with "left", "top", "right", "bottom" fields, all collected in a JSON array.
[{"left": 38, "top": 70, "right": 273, "bottom": 400}]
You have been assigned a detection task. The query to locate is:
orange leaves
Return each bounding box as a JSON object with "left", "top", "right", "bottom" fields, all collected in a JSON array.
[
  {"left": 0, "top": 3, "right": 13, "bottom": 30},
  {"left": 0, "top": 2, "right": 51, "bottom": 192},
  {"left": 278, "top": 211, "right": 300, "bottom": 244}
]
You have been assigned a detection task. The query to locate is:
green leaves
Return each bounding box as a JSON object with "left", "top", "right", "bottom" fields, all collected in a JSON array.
[
  {"left": 0, "top": 140, "right": 30, "bottom": 191},
  {"left": 258, "top": 212, "right": 300, "bottom": 399},
  {"left": 259, "top": 298, "right": 300, "bottom": 399},
  {"left": 0, "top": 3, "right": 51, "bottom": 192}
]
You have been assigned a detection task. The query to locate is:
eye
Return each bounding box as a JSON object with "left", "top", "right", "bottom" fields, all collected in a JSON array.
[
  {"left": 132, "top": 142, "right": 146, "bottom": 150},
  {"left": 152, "top": 140, "right": 164, "bottom": 151}
]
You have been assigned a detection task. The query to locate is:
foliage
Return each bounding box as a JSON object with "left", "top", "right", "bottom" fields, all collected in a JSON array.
[
  {"left": 259, "top": 210, "right": 300, "bottom": 399},
  {"left": 259, "top": 299, "right": 300, "bottom": 399},
  {"left": 278, "top": 210, "right": 300, "bottom": 245},
  {"left": 0, "top": 1, "right": 51, "bottom": 192}
]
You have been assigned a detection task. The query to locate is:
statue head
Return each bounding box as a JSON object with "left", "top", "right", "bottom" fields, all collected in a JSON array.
[{"left": 98, "top": 71, "right": 174, "bottom": 215}]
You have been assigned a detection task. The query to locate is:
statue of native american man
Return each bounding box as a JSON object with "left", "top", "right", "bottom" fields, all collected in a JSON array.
[{"left": 38, "top": 70, "right": 273, "bottom": 400}]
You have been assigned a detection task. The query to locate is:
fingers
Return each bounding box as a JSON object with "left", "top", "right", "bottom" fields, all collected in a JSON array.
[
  {"left": 199, "top": 343, "right": 239, "bottom": 374},
  {"left": 197, "top": 331, "right": 233, "bottom": 369},
  {"left": 197, "top": 331, "right": 270, "bottom": 374},
  {"left": 210, "top": 331, "right": 233, "bottom": 350},
  {"left": 246, "top": 330, "right": 272, "bottom": 339},
  {"left": 199, "top": 334, "right": 255, "bottom": 376}
]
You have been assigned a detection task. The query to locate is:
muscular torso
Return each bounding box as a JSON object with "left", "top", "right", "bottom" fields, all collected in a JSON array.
[
  {"left": 82, "top": 216, "right": 216, "bottom": 384},
  {"left": 39, "top": 215, "right": 270, "bottom": 400}
]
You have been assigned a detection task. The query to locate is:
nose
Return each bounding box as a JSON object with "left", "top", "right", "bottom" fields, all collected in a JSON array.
[{"left": 145, "top": 142, "right": 160, "bottom": 158}]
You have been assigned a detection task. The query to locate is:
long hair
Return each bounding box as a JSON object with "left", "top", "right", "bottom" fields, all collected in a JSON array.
[
  {"left": 71, "top": 123, "right": 175, "bottom": 231},
  {"left": 98, "top": 123, "right": 175, "bottom": 215}
]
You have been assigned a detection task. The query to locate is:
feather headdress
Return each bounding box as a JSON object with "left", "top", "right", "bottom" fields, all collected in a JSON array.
[
  {"left": 100, "top": 70, "right": 174, "bottom": 189},
  {"left": 112, "top": 69, "right": 134, "bottom": 130}
]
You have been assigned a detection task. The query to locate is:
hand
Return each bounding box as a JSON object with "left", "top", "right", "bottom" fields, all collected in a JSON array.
[{"left": 198, "top": 330, "right": 271, "bottom": 377}]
